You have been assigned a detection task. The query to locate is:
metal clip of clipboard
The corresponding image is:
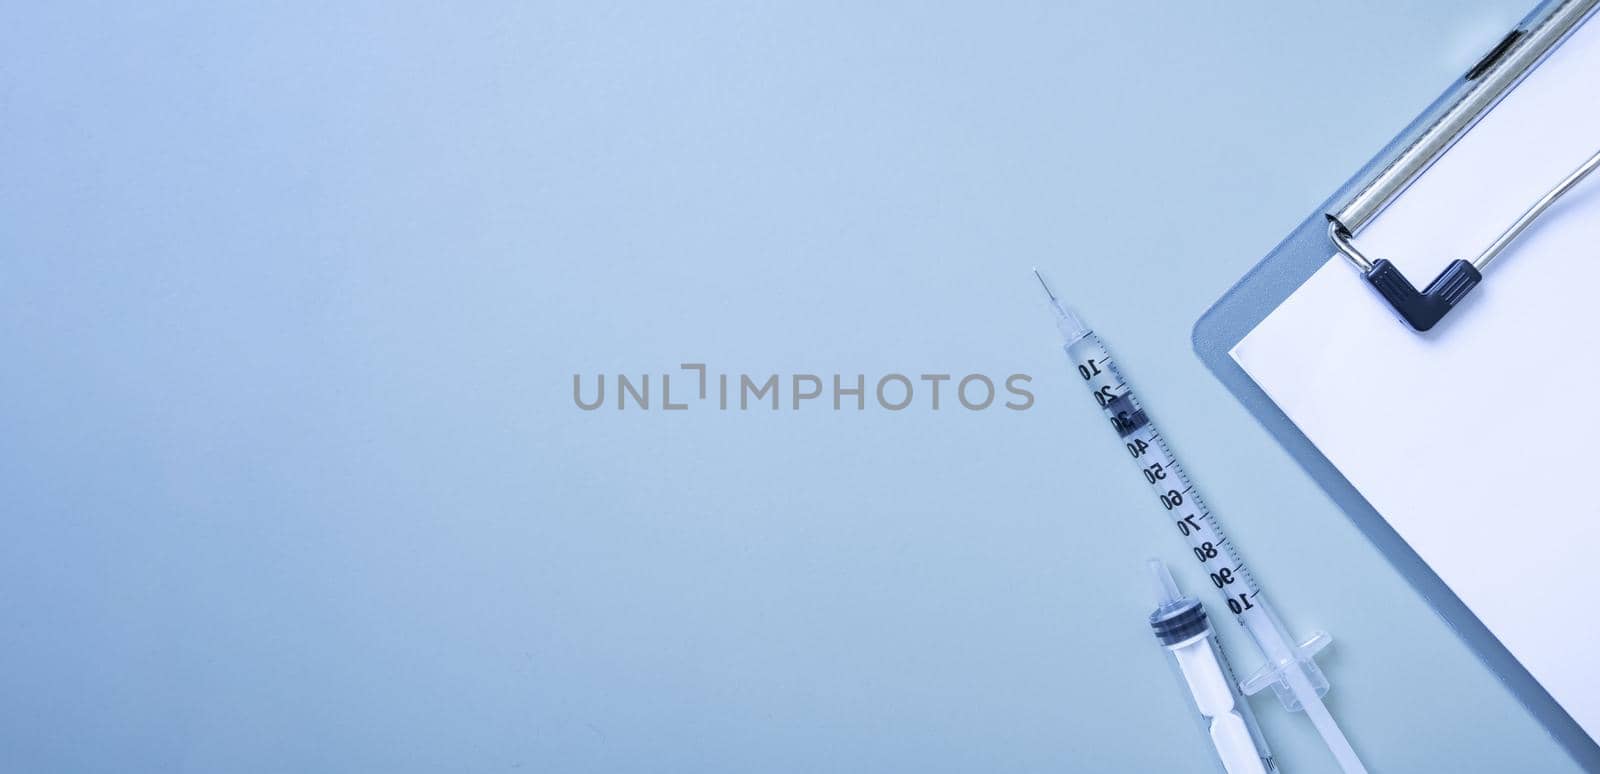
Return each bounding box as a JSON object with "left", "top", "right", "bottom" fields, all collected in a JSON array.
[{"left": 1325, "top": 0, "right": 1600, "bottom": 331}]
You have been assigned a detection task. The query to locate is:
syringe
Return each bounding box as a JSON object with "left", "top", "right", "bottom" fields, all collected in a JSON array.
[
  {"left": 1034, "top": 270, "right": 1368, "bottom": 774},
  {"left": 1148, "top": 559, "right": 1271, "bottom": 774}
]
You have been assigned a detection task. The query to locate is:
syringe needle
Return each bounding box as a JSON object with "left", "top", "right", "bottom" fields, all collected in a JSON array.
[
  {"left": 1032, "top": 269, "right": 1089, "bottom": 344},
  {"left": 1032, "top": 267, "right": 1058, "bottom": 301}
]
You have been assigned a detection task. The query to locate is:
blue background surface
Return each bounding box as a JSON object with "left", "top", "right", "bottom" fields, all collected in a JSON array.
[{"left": 1, "top": 2, "right": 1578, "bottom": 771}]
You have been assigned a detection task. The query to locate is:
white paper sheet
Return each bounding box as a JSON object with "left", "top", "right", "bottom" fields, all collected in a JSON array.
[{"left": 1232, "top": 17, "right": 1600, "bottom": 739}]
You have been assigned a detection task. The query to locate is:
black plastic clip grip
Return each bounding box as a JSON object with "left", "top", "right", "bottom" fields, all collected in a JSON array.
[
  {"left": 1361, "top": 258, "right": 1481, "bottom": 332},
  {"left": 1327, "top": 218, "right": 1482, "bottom": 332}
]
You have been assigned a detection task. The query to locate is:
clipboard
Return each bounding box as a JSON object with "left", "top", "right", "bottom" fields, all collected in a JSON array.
[{"left": 1193, "top": 0, "right": 1600, "bottom": 766}]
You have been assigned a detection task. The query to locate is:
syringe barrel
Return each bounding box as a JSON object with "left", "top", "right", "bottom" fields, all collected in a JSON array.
[{"left": 1063, "top": 334, "right": 1260, "bottom": 613}]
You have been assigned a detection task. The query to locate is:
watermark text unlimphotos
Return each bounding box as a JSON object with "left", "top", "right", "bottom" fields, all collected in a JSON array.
[{"left": 574, "top": 364, "right": 1033, "bottom": 411}]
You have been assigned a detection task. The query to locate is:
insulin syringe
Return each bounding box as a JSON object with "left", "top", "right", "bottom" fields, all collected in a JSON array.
[{"left": 1034, "top": 270, "right": 1369, "bottom": 774}]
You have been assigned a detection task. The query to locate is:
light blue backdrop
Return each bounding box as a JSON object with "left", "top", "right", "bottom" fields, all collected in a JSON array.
[{"left": 1, "top": 2, "right": 1574, "bottom": 772}]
